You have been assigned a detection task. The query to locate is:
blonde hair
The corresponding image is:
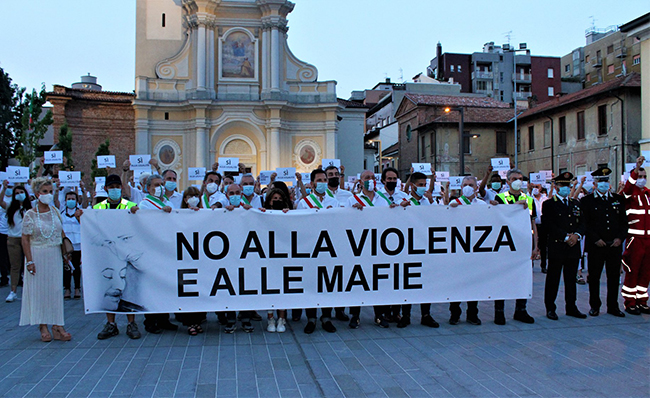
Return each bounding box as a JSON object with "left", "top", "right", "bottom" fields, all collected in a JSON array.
[{"left": 31, "top": 177, "right": 52, "bottom": 193}]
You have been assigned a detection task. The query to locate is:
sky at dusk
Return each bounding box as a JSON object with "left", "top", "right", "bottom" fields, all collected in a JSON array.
[{"left": 0, "top": 1, "right": 646, "bottom": 99}]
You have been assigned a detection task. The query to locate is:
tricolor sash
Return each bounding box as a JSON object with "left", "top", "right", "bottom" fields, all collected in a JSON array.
[
  {"left": 303, "top": 194, "right": 324, "bottom": 209},
  {"left": 144, "top": 195, "right": 165, "bottom": 209}
]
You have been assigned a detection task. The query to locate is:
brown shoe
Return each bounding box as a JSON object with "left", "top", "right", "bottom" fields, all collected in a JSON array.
[{"left": 52, "top": 326, "right": 72, "bottom": 341}]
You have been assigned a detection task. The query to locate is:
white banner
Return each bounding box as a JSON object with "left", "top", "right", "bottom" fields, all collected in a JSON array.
[
  {"left": 81, "top": 205, "right": 532, "bottom": 314},
  {"left": 44, "top": 151, "right": 63, "bottom": 164}
]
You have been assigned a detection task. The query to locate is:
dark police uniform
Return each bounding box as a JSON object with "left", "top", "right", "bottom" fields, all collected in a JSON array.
[
  {"left": 541, "top": 172, "right": 587, "bottom": 318},
  {"left": 580, "top": 167, "right": 627, "bottom": 316}
]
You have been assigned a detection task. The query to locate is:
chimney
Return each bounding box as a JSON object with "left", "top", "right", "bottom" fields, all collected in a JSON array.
[{"left": 437, "top": 42, "right": 443, "bottom": 80}]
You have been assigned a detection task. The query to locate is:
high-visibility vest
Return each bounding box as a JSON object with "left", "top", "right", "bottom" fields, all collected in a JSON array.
[
  {"left": 93, "top": 199, "right": 136, "bottom": 210},
  {"left": 496, "top": 191, "right": 533, "bottom": 215}
]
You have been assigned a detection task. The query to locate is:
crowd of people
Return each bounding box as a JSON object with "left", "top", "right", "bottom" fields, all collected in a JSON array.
[{"left": 0, "top": 154, "right": 648, "bottom": 342}]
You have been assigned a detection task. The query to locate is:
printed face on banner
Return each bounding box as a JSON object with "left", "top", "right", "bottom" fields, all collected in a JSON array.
[
  {"left": 218, "top": 158, "right": 239, "bottom": 172},
  {"left": 188, "top": 168, "right": 206, "bottom": 181},
  {"left": 412, "top": 163, "right": 432, "bottom": 175},
  {"left": 97, "top": 155, "right": 116, "bottom": 168},
  {"left": 275, "top": 167, "right": 296, "bottom": 184},
  {"left": 44, "top": 151, "right": 63, "bottom": 165},
  {"left": 130, "top": 155, "right": 151, "bottom": 170},
  {"left": 322, "top": 159, "right": 341, "bottom": 170},
  {"left": 491, "top": 158, "right": 510, "bottom": 171},
  {"left": 6, "top": 166, "right": 29, "bottom": 183},
  {"left": 449, "top": 176, "right": 463, "bottom": 190}
]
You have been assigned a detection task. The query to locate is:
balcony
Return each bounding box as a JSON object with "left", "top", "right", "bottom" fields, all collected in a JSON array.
[
  {"left": 512, "top": 73, "right": 531, "bottom": 83},
  {"left": 471, "top": 71, "right": 493, "bottom": 80},
  {"left": 592, "top": 58, "right": 602, "bottom": 68},
  {"left": 514, "top": 92, "right": 532, "bottom": 100},
  {"left": 475, "top": 89, "right": 492, "bottom": 95},
  {"left": 616, "top": 47, "right": 627, "bottom": 59}
]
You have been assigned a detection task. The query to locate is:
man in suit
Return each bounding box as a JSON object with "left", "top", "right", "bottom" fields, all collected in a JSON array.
[
  {"left": 542, "top": 172, "right": 588, "bottom": 320},
  {"left": 580, "top": 166, "right": 627, "bottom": 317}
]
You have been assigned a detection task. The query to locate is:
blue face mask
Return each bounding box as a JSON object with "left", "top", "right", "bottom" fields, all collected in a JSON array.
[
  {"left": 108, "top": 188, "right": 122, "bottom": 201},
  {"left": 315, "top": 182, "right": 328, "bottom": 194},
  {"left": 558, "top": 186, "right": 571, "bottom": 198},
  {"left": 66, "top": 199, "right": 77, "bottom": 209},
  {"left": 229, "top": 195, "right": 241, "bottom": 206},
  {"left": 165, "top": 181, "right": 177, "bottom": 192},
  {"left": 242, "top": 185, "right": 255, "bottom": 196},
  {"left": 597, "top": 182, "right": 610, "bottom": 193},
  {"left": 415, "top": 186, "right": 426, "bottom": 197},
  {"left": 305, "top": 188, "right": 311, "bottom": 195},
  {"left": 491, "top": 182, "right": 502, "bottom": 191},
  {"left": 15, "top": 193, "right": 26, "bottom": 202},
  {"left": 5, "top": 188, "right": 12, "bottom": 197}
]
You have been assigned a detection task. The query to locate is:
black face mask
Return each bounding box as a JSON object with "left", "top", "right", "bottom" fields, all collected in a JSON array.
[
  {"left": 271, "top": 201, "right": 285, "bottom": 210},
  {"left": 385, "top": 181, "right": 397, "bottom": 191},
  {"left": 327, "top": 177, "right": 339, "bottom": 188}
]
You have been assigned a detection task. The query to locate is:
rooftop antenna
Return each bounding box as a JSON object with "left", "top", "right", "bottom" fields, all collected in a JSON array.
[
  {"left": 589, "top": 16, "right": 596, "bottom": 30},
  {"left": 399, "top": 68, "right": 404, "bottom": 83},
  {"left": 504, "top": 30, "right": 512, "bottom": 45}
]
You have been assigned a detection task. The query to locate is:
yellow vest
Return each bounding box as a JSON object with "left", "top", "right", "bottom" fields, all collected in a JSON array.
[
  {"left": 496, "top": 191, "right": 533, "bottom": 215},
  {"left": 93, "top": 199, "right": 136, "bottom": 210}
]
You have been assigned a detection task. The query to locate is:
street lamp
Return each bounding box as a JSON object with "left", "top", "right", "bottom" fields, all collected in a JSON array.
[
  {"left": 505, "top": 43, "right": 528, "bottom": 167},
  {"left": 368, "top": 139, "right": 383, "bottom": 173}
]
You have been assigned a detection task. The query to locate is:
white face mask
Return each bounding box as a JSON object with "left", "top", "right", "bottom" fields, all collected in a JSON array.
[
  {"left": 461, "top": 185, "right": 475, "bottom": 198},
  {"left": 153, "top": 185, "right": 164, "bottom": 198},
  {"left": 364, "top": 180, "right": 375, "bottom": 191},
  {"left": 510, "top": 179, "right": 523, "bottom": 191},
  {"left": 637, "top": 178, "right": 647, "bottom": 189},
  {"left": 187, "top": 196, "right": 200, "bottom": 207},
  {"left": 206, "top": 182, "right": 218, "bottom": 194},
  {"left": 532, "top": 188, "right": 540, "bottom": 196},
  {"left": 38, "top": 193, "right": 53, "bottom": 205}
]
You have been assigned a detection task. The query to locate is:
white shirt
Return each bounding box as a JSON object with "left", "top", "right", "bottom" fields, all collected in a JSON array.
[
  {"left": 60, "top": 208, "right": 81, "bottom": 250},
  {"left": 138, "top": 196, "right": 172, "bottom": 210},
  {"left": 379, "top": 188, "right": 409, "bottom": 205},
  {"left": 532, "top": 194, "right": 546, "bottom": 224},
  {"left": 208, "top": 191, "right": 229, "bottom": 208},
  {"left": 452, "top": 196, "right": 487, "bottom": 206},
  {"left": 242, "top": 193, "right": 263, "bottom": 209},
  {"left": 166, "top": 191, "right": 183, "bottom": 209},
  {"left": 346, "top": 191, "right": 392, "bottom": 208},
  {"left": 407, "top": 194, "right": 431, "bottom": 206},
  {"left": 0, "top": 201, "right": 8, "bottom": 235},
  {"left": 7, "top": 211, "right": 23, "bottom": 238},
  {"left": 297, "top": 193, "right": 340, "bottom": 210},
  {"left": 130, "top": 188, "right": 146, "bottom": 204},
  {"left": 483, "top": 187, "right": 505, "bottom": 202},
  {"left": 326, "top": 188, "right": 353, "bottom": 207}
]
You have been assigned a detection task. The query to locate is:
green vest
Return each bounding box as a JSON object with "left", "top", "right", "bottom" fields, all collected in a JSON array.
[{"left": 93, "top": 198, "right": 136, "bottom": 210}]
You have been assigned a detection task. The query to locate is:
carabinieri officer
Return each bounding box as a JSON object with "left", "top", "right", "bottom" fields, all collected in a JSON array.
[{"left": 541, "top": 172, "right": 587, "bottom": 320}]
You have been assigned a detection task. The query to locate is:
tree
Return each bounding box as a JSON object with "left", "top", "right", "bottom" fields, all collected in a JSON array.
[
  {"left": 91, "top": 139, "right": 110, "bottom": 180},
  {"left": 56, "top": 121, "right": 74, "bottom": 170},
  {"left": 15, "top": 84, "right": 53, "bottom": 171},
  {"left": 0, "top": 67, "right": 24, "bottom": 169}
]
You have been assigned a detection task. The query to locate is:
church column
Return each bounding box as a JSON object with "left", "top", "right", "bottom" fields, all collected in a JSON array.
[
  {"left": 261, "top": 25, "right": 269, "bottom": 90},
  {"left": 270, "top": 26, "right": 280, "bottom": 91},
  {"left": 193, "top": 103, "right": 210, "bottom": 168},
  {"left": 269, "top": 127, "right": 280, "bottom": 169},
  {"left": 134, "top": 105, "right": 151, "bottom": 154},
  {"left": 207, "top": 22, "right": 215, "bottom": 95},
  {"left": 197, "top": 23, "right": 207, "bottom": 91}
]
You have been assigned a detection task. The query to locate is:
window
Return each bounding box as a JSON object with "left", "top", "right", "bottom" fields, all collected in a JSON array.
[
  {"left": 496, "top": 131, "right": 507, "bottom": 154},
  {"left": 162, "top": 13, "right": 166, "bottom": 27},
  {"left": 598, "top": 105, "right": 607, "bottom": 136},
  {"left": 430, "top": 132, "right": 435, "bottom": 156},
  {"left": 458, "top": 65, "right": 462, "bottom": 73},
  {"left": 450, "top": 65, "right": 454, "bottom": 72},
  {"left": 406, "top": 125, "right": 412, "bottom": 142},
  {"left": 564, "top": 64, "right": 570, "bottom": 72},
  {"left": 548, "top": 86, "right": 554, "bottom": 96},
  {"left": 463, "top": 132, "right": 471, "bottom": 155},
  {"left": 516, "top": 129, "right": 521, "bottom": 154},
  {"left": 586, "top": 73, "right": 591, "bottom": 82},
  {"left": 577, "top": 111, "right": 585, "bottom": 140},
  {"left": 547, "top": 68, "right": 554, "bottom": 78},
  {"left": 607, "top": 45, "right": 614, "bottom": 54},
  {"left": 544, "top": 121, "right": 551, "bottom": 148},
  {"left": 585, "top": 55, "right": 590, "bottom": 63},
  {"left": 421, "top": 135, "right": 426, "bottom": 161},
  {"left": 633, "top": 55, "right": 641, "bottom": 65},
  {"left": 164, "top": 112, "right": 169, "bottom": 120},
  {"left": 559, "top": 116, "right": 566, "bottom": 144},
  {"left": 608, "top": 64, "right": 615, "bottom": 74},
  {"left": 528, "top": 126, "right": 535, "bottom": 151}
]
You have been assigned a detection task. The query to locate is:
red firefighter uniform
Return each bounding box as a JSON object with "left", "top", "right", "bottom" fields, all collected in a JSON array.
[{"left": 621, "top": 168, "right": 650, "bottom": 313}]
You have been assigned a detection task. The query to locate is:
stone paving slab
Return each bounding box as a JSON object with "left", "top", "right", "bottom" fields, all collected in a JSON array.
[{"left": 0, "top": 262, "right": 648, "bottom": 398}]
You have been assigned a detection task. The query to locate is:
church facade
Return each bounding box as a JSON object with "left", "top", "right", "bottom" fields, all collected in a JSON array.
[{"left": 133, "top": 0, "right": 357, "bottom": 186}]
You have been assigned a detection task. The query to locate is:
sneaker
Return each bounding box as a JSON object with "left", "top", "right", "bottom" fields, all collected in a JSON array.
[
  {"left": 126, "top": 322, "right": 141, "bottom": 339},
  {"left": 396, "top": 316, "right": 411, "bottom": 328},
  {"left": 242, "top": 322, "right": 254, "bottom": 333},
  {"left": 304, "top": 321, "right": 316, "bottom": 334},
  {"left": 494, "top": 311, "right": 506, "bottom": 325},
  {"left": 467, "top": 315, "right": 482, "bottom": 325},
  {"left": 5, "top": 291, "right": 17, "bottom": 303},
  {"left": 276, "top": 318, "right": 287, "bottom": 333},
  {"left": 420, "top": 314, "right": 439, "bottom": 328},
  {"left": 224, "top": 323, "right": 237, "bottom": 333},
  {"left": 267, "top": 318, "right": 277, "bottom": 333},
  {"left": 97, "top": 322, "right": 119, "bottom": 340},
  {"left": 576, "top": 275, "right": 586, "bottom": 285},
  {"left": 349, "top": 316, "right": 360, "bottom": 329},
  {"left": 374, "top": 316, "right": 389, "bottom": 328},
  {"left": 322, "top": 321, "right": 337, "bottom": 333}
]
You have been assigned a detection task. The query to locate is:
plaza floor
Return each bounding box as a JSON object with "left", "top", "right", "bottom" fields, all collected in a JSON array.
[{"left": 0, "top": 262, "right": 648, "bottom": 398}]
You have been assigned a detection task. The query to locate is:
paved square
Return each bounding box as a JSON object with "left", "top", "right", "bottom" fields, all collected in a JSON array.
[{"left": 0, "top": 263, "right": 648, "bottom": 397}]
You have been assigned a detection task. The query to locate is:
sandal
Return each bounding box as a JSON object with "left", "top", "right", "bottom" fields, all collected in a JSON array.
[
  {"left": 73, "top": 289, "right": 81, "bottom": 299},
  {"left": 51, "top": 326, "right": 72, "bottom": 341},
  {"left": 187, "top": 325, "right": 199, "bottom": 336},
  {"left": 40, "top": 325, "right": 52, "bottom": 342},
  {"left": 195, "top": 325, "right": 204, "bottom": 333},
  {"left": 64, "top": 289, "right": 71, "bottom": 300}
]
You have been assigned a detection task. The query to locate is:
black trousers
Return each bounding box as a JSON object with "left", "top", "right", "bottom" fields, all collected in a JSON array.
[
  {"left": 450, "top": 302, "right": 478, "bottom": 318},
  {"left": 0, "top": 234, "right": 8, "bottom": 285},
  {"left": 587, "top": 245, "right": 622, "bottom": 311},
  {"left": 395, "top": 303, "right": 431, "bottom": 318},
  {"left": 545, "top": 257, "right": 580, "bottom": 312},
  {"left": 305, "top": 308, "right": 332, "bottom": 321},
  {"left": 63, "top": 251, "right": 82, "bottom": 290},
  {"left": 494, "top": 299, "right": 527, "bottom": 312},
  {"left": 144, "top": 313, "right": 170, "bottom": 327},
  {"left": 537, "top": 222, "right": 548, "bottom": 268},
  {"left": 175, "top": 312, "right": 207, "bottom": 326}
]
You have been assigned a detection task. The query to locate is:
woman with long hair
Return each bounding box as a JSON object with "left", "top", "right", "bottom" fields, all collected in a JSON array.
[{"left": 1, "top": 183, "right": 31, "bottom": 303}]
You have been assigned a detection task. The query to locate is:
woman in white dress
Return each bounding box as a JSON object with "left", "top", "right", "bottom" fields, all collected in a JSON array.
[{"left": 20, "top": 177, "right": 71, "bottom": 342}]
